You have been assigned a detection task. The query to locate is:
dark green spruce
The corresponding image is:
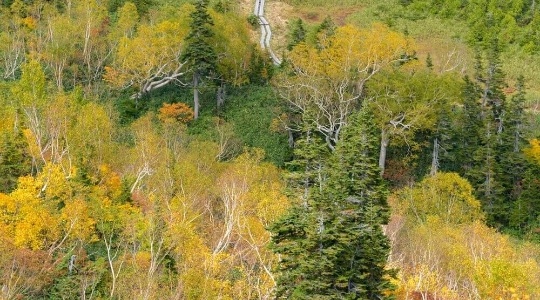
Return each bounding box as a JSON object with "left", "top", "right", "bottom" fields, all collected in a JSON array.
[
  {"left": 498, "top": 75, "right": 528, "bottom": 220},
  {"left": 286, "top": 18, "right": 307, "bottom": 51},
  {"left": 463, "top": 43, "right": 507, "bottom": 227},
  {"left": 271, "top": 109, "right": 395, "bottom": 299},
  {"left": 182, "top": 0, "right": 218, "bottom": 119}
]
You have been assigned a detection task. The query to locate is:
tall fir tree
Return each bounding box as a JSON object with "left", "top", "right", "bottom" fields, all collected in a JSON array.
[
  {"left": 182, "top": 0, "right": 217, "bottom": 119},
  {"left": 498, "top": 75, "right": 527, "bottom": 205},
  {"left": 286, "top": 18, "right": 307, "bottom": 51},
  {"left": 489, "top": 74, "right": 529, "bottom": 229},
  {"left": 430, "top": 103, "right": 456, "bottom": 175},
  {"left": 286, "top": 123, "right": 331, "bottom": 206},
  {"left": 457, "top": 76, "right": 483, "bottom": 174},
  {"left": 466, "top": 41, "right": 509, "bottom": 227},
  {"left": 482, "top": 40, "right": 506, "bottom": 130},
  {"left": 503, "top": 75, "right": 527, "bottom": 154},
  {"left": 509, "top": 163, "right": 540, "bottom": 234},
  {"left": 313, "top": 16, "right": 336, "bottom": 50},
  {"left": 468, "top": 114, "right": 505, "bottom": 225},
  {"left": 271, "top": 109, "right": 394, "bottom": 299},
  {"left": 322, "top": 108, "right": 394, "bottom": 298},
  {"left": 271, "top": 120, "right": 332, "bottom": 299}
]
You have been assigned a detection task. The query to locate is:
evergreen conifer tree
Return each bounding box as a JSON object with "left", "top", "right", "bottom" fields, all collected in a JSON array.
[
  {"left": 426, "top": 53, "right": 434, "bottom": 70},
  {"left": 313, "top": 16, "right": 336, "bottom": 50},
  {"left": 286, "top": 121, "right": 331, "bottom": 205},
  {"left": 182, "top": 0, "right": 217, "bottom": 119},
  {"left": 465, "top": 41, "right": 511, "bottom": 226},
  {"left": 458, "top": 76, "right": 483, "bottom": 174},
  {"left": 431, "top": 103, "right": 457, "bottom": 174},
  {"left": 510, "top": 163, "right": 540, "bottom": 233},
  {"left": 468, "top": 114, "right": 505, "bottom": 225},
  {"left": 271, "top": 109, "right": 394, "bottom": 299},
  {"left": 322, "top": 109, "right": 394, "bottom": 299},
  {"left": 483, "top": 40, "right": 506, "bottom": 129},
  {"left": 499, "top": 76, "right": 527, "bottom": 200},
  {"left": 287, "top": 18, "right": 307, "bottom": 51},
  {"left": 486, "top": 75, "right": 527, "bottom": 227},
  {"left": 271, "top": 121, "right": 332, "bottom": 299}
]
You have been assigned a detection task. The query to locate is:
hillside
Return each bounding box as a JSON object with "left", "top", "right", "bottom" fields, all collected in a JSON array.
[
  {"left": 0, "top": 0, "right": 539, "bottom": 299},
  {"left": 265, "top": 0, "right": 540, "bottom": 104}
]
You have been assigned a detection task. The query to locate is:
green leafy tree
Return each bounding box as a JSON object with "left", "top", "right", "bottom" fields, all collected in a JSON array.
[
  {"left": 367, "top": 70, "right": 459, "bottom": 176},
  {"left": 108, "top": 0, "right": 152, "bottom": 15},
  {"left": 0, "top": 129, "right": 31, "bottom": 192}
]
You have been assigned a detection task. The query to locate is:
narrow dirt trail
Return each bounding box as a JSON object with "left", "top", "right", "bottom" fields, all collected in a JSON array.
[{"left": 254, "top": 0, "right": 282, "bottom": 65}]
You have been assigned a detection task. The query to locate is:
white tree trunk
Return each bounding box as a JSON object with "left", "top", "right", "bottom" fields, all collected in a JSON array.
[
  {"left": 430, "top": 138, "right": 439, "bottom": 176},
  {"left": 379, "top": 130, "right": 389, "bottom": 176},
  {"left": 193, "top": 73, "right": 200, "bottom": 119},
  {"left": 217, "top": 81, "right": 225, "bottom": 108}
]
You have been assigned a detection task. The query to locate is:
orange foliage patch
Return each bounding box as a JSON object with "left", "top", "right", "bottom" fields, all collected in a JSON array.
[{"left": 158, "top": 103, "right": 194, "bottom": 124}]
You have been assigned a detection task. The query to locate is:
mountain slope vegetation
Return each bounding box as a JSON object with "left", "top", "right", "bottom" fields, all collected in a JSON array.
[{"left": 0, "top": 0, "right": 539, "bottom": 299}]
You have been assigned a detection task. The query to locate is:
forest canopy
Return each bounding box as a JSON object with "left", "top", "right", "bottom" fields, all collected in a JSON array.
[{"left": 0, "top": 0, "right": 539, "bottom": 299}]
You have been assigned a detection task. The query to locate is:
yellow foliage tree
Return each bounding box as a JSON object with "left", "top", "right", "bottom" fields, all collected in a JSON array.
[
  {"left": 394, "top": 172, "right": 484, "bottom": 225},
  {"left": 210, "top": 10, "right": 252, "bottom": 86},
  {"left": 104, "top": 11, "right": 191, "bottom": 98},
  {"left": 389, "top": 173, "right": 540, "bottom": 299},
  {"left": 524, "top": 138, "right": 540, "bottom": 165},
  {"left": 277, "top": 23, "right": 413, "bottom": 149}
]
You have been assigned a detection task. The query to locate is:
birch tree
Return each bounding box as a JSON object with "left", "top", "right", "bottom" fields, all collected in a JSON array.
[
  {"left": 366, "top": 70, "right": 460, "bottom": 176},
  {"left": 104, "top": 16, "right": 190, "bottom": 99},
  {"left": 276, "top": 23, "right": 412, "bottom": 150}
]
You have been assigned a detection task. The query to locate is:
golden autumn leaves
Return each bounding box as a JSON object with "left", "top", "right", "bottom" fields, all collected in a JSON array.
[
  {"left": 277, "top": 22, "right": 414, "bottom": 151},
  {"left": 2, "top": 1, "right": 540, "bottom": 297},
  {"left": 0, "top": 57, "right": 288, "bottom": 299},
  {"left": 388, "top": 173, "right": 540, "bottom": 299},
  {"left": 103, "top": 2, "right": 254, "bottom": 99},
  {"left": 0, "top": 144, "right": 290, "bottom": 298}
]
